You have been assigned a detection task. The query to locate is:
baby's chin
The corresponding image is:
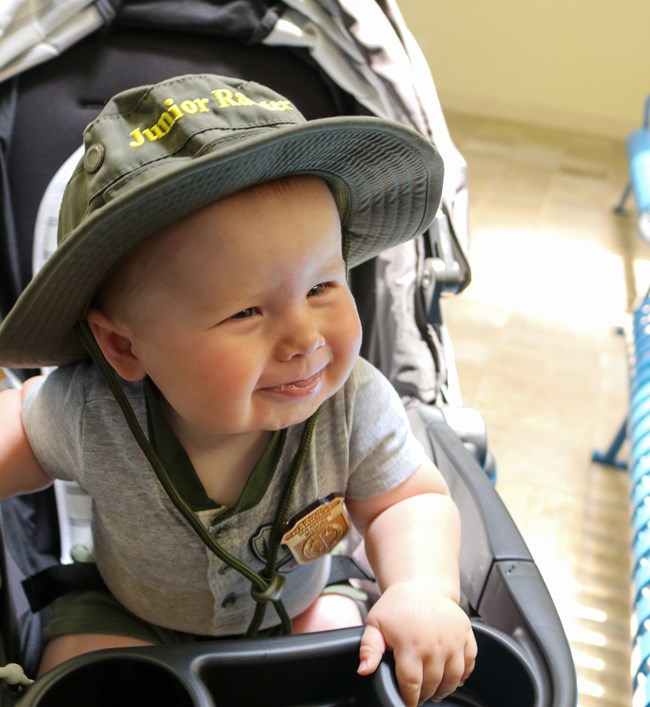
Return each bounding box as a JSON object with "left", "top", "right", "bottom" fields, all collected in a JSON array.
[{"left": 257, "top": 387, "right": 343, "bottom": 431}]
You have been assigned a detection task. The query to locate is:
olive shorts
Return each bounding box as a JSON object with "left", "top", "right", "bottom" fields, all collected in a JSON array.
[
  {"left": 43, "top": 584, "right": 368, "bottom": 645},
  {"left": 43, "top": 590, "right": 214, "bottom": 645}
]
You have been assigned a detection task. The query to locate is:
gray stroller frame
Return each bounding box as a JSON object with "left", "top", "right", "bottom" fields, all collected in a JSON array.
[{"left": 0, "top": 3, "right": 576, "bottom": 705}]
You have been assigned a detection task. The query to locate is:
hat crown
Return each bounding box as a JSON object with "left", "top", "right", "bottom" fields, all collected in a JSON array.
[{"left": 59, "top": 75, "right": 306, "bottom": 247}]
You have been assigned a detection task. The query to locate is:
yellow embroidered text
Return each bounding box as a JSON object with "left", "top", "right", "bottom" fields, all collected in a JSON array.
[
  {"left": 129, "top": 97, "right": 211, "bottom": 147},
  {"left": 128, "top": 90, "right": 295, "bottom": 147}
]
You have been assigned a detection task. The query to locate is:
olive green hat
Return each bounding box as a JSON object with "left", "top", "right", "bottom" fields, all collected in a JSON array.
[{"left": 0, "top": 73, "right": 444, "bottom": 368}]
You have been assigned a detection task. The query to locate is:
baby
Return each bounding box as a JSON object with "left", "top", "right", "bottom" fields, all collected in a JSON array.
[{"left": 0, "top": 74, "right": 476, "bottom": 706}]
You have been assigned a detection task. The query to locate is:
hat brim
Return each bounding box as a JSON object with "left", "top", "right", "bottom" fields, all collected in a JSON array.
[{"left": 0, "top": 116, "right": 443, "bottom": 368}]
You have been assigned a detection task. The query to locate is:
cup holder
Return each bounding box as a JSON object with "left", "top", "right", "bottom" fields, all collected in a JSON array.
[
  {"left": 435, "top": 623, "right": 540, "bottom": 706},
  {"left": 16, "top": 622, "right": 542, "bottom": 707},
  {"left": 16, "top": 655, "right": 197, "bottom": 707},
  {"left": 195, "top": 634, "right": 367, "bottom": 706},
  {"left": 186, "top": 622, "right": 541, "bottom": 706}
]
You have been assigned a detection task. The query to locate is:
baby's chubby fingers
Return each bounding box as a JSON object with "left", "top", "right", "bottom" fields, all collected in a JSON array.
[
  {"left": 392, "top": 645, "right": 440, "bottom": 707},
  {"left": 460, "top": 626, "right": 478, "bottom": 685},
  {"left": 430, "top": 615, "right": 477, "bottom": 702},
  {"left": 429, "top": 651, "right": 466, "bottom": 703},
  {"left": 357, "top": 623, "right": 387, "bottom": 676},
  {"left": 359, "top": 625, "right": 432, "bottom": 707},
  {"left": 358, "top": 617, "right": 428, "bottom": 706},
  {"left": 355, "top": 585, "right": 476, "bottom": 705}
]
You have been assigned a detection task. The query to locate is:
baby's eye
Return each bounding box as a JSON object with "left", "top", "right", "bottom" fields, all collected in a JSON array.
[
  {"left": 308, "top": 283, "right": 327, "bottom": 297},
  {"left": 230, "top": 307, "right": 259, "bottom": 319}
]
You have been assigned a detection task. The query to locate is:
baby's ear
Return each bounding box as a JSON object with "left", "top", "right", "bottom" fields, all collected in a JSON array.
[{"left": 86, "top": 308, "right": 146, "bottom": 382}]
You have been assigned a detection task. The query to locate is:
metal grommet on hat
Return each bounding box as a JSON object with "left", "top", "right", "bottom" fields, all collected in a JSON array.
[{"left": 83, "top": 143, "right": 105, "bottom": 173}]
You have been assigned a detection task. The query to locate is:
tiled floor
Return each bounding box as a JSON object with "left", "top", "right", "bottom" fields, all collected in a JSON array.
[{"left": 441, "top": 112, "right": 644, "bottom": 706}]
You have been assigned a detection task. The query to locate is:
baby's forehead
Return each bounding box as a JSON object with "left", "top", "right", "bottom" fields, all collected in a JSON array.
[
  {"left": 152, "top": 174, "right": 338, "bottom": 245},
  {"left": 166, "top": 173, "right": 332, "bottom": 226},
  {"left": 215, "top": 174, "right": 337, "bottom": 209},
  {"left": 113, "top": 174, "right": 341, "bottom": 285}
]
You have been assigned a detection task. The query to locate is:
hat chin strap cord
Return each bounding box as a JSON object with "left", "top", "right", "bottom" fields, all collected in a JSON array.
[{"left": 76, "top": 319, "right": 319, "bottom": 638}]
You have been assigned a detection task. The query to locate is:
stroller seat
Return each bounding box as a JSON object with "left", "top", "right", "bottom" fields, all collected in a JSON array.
[{"left": 0, "top": 4, "right": 576, "bottom": 705}]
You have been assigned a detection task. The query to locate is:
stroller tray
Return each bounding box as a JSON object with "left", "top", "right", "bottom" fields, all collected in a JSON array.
[{"left": 16, "top": 622, "right": 539, "bottom": 707}]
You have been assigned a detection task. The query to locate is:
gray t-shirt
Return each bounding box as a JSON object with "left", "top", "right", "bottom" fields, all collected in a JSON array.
[{"left": 23, "top": 357, "right": 423, "bottom": 635}]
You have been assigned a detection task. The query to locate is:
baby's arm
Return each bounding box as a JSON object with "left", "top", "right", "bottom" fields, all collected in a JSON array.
[
  {"left": 346, "top": 458, "right": 476, "bottom": 706},
  {"left": 0, "top": 378, "right": 52, "bottom": 497}
]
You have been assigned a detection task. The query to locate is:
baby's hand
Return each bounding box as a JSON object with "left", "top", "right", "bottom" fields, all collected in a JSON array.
[{"left": 357, "top": 582, "right": 476, "bottom": 706}]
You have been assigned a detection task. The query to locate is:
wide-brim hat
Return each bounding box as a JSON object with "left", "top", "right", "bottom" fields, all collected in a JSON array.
[{"left": 0, "top": 73, "right": 444, "bottom": 368}]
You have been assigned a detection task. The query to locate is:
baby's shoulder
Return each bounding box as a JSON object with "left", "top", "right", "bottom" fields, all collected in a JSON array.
[
  {"left": 343, "top": 356, "right": 394, "bottom": 397},
  {"left": 39, "top": 361, "right": 143, "bottom": 407}
]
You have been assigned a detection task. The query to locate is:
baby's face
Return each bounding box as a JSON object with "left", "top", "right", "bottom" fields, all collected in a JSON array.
[{"left": 119, "top": 176, "right": 361, "bottom": 444}]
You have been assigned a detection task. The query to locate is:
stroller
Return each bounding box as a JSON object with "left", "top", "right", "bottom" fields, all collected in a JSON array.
[{"left": 0, "top": 2, "right": 576, "bottom": 705}]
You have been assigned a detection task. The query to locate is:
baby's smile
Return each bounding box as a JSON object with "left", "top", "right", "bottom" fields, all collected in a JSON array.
[{"left": 261, "top": 369, "right": 324, "bottom": 397}]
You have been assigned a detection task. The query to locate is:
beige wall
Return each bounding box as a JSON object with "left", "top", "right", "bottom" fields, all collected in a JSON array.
[{"left": 398, "top": 0, "right": 650, "bottom": 139}]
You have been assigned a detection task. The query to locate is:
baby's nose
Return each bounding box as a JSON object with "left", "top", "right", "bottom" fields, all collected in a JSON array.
[{"left": 277, "top": 320, "right": 325, "bottom": 360}]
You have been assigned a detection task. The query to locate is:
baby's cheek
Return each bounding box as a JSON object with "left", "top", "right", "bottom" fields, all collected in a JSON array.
[
  {"left": 331, "top": 314, "right": 362, "bottom": 375},
  {"left": 344, "top": 308, "right": 363, "bottom": 357}
]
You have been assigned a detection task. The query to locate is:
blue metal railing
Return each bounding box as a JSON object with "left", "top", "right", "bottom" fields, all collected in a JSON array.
[
  {"left": 596, "top": 94, "right": 650, "bottom": 703},
  {"left": 629, "top": 298, "right": 650, "bottom": 704}
]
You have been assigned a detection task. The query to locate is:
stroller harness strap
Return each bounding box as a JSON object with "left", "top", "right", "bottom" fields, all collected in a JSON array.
[{"left": 75, "top": 319, "right": 319, "bottom": 637}]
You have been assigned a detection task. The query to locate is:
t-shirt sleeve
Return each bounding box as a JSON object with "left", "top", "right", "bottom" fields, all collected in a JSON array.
[
  {"left": 344, "top": 358, "right": 425, "bottom": 499},
  {"left": 22, "top": 365, "right": 84, "bottom": 482}
]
